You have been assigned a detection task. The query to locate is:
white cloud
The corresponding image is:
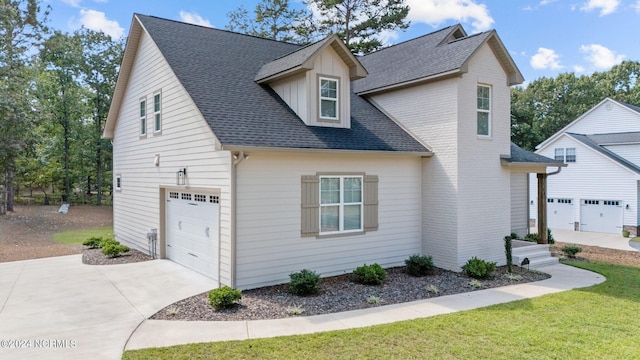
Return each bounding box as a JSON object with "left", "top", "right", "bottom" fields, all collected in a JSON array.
[
  {"left": 406, "top": 0, "right": 494, "bottom": 33},
  {"left": 635, "top": 0, "right": 640, "bottom": 12},
  {"left": 540, "top": 0, "right": 557, "bottom": 5},
  {"left": 530, "top": 47, "right": 563, "bottom": 70},
  {"left": 76, "top": 9, "right": 124, "bottom": 39},
  {"left": 580, "top": 0, "right": 620, "bottom": 15},
  {"left": 574, "top": 65, "right": 586, "bottom": 73},
  {"left": 61, "top": 0, "right": 82, "bottom": 7},
  {"left": 179, "top": 11, "right": 213, "bottom": 28},
  {"left": 580, "top": 44, "right": 625, "bottom": 70}
]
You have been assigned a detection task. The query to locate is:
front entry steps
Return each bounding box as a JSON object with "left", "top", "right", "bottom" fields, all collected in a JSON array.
[{"left": 512, "top": 240, "right": 559, "bottom": 269}]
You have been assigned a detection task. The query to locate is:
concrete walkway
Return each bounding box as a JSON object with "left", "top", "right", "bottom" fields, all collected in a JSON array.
[
  {"left": 125, "top": 263, "right": 605, "bottom": 351},
  {"left": 0, "top": 255, "right": 217, "bottom": 360},
  {"left": 547, "top": 228, "right": 638, "bottom": 252}
]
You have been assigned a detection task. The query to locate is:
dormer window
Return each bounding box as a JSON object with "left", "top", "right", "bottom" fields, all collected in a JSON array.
[{"left": 319, "top": 76, "right": 339, "bottom": 120}]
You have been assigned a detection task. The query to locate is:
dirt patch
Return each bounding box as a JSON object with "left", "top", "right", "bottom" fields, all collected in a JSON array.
[
  {"left": 0, "top": 205, "right": 113, "bottom": 263},
  {"left": 552, "top": 241, "right": 640, "bottom": 267}
]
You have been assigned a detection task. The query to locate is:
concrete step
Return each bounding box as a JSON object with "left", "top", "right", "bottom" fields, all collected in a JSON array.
[{"left": 512, "top": 240, "right": 558, "bottom": 269}]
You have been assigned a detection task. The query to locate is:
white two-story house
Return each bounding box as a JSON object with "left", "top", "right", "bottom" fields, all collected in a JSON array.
[{"left": 103, "top": 14, "right": 558, "bottom": 289}]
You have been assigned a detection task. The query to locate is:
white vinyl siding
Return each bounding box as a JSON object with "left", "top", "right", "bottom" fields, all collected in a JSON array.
[
  {"left": 477, "top": 85, "right": 491, "bottom": 136},
  {"left": 111, "top": 30, "right": 233, "bottom": 286},
  {"left": 510, "top": 173, "right": 528, "bottom": 238},
  {"left": 530, "top": 135, "right": 640, "bottom": 230},
  {"left": 234, "top": 152, "right": 421, "bottom": 289},
  {"left": 605, "top": 144, "right": 640, "bottom": 167}
]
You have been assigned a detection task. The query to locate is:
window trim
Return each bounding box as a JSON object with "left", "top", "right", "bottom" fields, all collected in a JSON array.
[
  {"left": 476, "top": 84, "right": 491, "bottom": 137},
  {"left": 318, "top": 75, "right": 339, "bottom": 122},
  {"left": 554, "top": 147, "right": 576, "bottom": 163},
  {"left": 153, "top": 91, "right": 162, "bottom": 134},
  {"left": 139, "top": 97, "right": 147, "bottom": 137},
  {"left": 115, "top": 174, "right": 122, "bottom": 191},
  {"left": 565, "top": 147, "right": 576, "bottom": 163},
  {"left": 319, "top": 175, "right": 363, "bottom": 235}
]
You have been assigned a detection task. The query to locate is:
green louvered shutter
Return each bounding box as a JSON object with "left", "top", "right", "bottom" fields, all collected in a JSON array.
[
  {"left": 363, "top": 175, "right": 379, "bottom": 231},
  {"left": 301, "top": 175, "right": 320, "bottom": 237}
]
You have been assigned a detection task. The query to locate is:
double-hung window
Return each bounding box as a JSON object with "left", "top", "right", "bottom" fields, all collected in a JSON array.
[
  {"left": 320, "top": 176, "right": 362, "bottom": 234},
  {"left": 319, "top": 77, "right": 338, "bottom": 120},
  {"left": 139, "top": 98, "right": 146, "bottom": 136},
  {"left": 477, "top": 85, "right": 491, "bottom": 136},
  {"left": 554, "top": 148, "right": 576, "bottom": 162},
  {"left": 153, "top": 92, "right": 162, "bottom": 133}
]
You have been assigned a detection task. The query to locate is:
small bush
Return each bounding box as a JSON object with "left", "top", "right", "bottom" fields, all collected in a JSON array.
[
  {"left": 462, "top": 257, "right": 497, "bottom": 279},
  {"left": 208, "top": 286, "right": 241, "bottom": 309},
  {"left": 82, "top": 236, "right": 104, "bottom": 249},
  {"left": 405, "top": 254, "right": 434, "bottom": 277},
  {"left": 101, "top": 242, "right": 130, "bottom": 257},
  {"left": 622, "top": 230, "right": 630, "bottom": 238},
  {"left": 353, "top": 263, "right": 387, "bottom": 285},
  {"left": 469, "top": 279, "right": 483, "bottom": 289},
  {"left": 287, "top": 305, "right": 304, "bottom": 316},
  {"left": 524, "top": 233, "right": 538, "bottom": 243},
  {"left": 510, "top": 232, "right": 521, "bottom": 240},
  {"left": 504, "top": 235, "right": 513, "bottom": 273},
  {"left": 561, "top": 245, "right": 582, "bottom": 258},
  {"left": 505, "top": 273, "right": 524, "bottom": 281},
  {"left": 289, "top": 269, "right": 321, "bottom": 296},
  {"left": 547, "top": 229, "right": 555, "bottom": 245},
  {"left": 366, "top": 295, "right": 381, "bottom": 305},
  {"left": 425, "top": 284, "right": 439, "bottom": 295}
]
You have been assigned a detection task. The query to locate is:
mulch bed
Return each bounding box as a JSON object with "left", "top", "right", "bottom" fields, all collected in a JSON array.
[
  {"left": 82, "top": 248, "right": 153, "bottom": 265},
  {"left": 150, "top": 265, "right": 550, "bottom": 322}
]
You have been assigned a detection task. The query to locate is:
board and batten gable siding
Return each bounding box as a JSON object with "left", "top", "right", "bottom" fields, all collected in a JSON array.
[
  {"left": 233, "top": 152, "right": 422, "bottom": 289},
  {"left": 271, "top": 73, "right": 308, "bottom": 123},
  {"left": 604, "top": 144, "right": 640, "bottom": 167},
  {"left": 111, "top": 30, "right": 233, "bottom": 285},
  {"left": 369, "top": 79, "right": 460, "bottom": 271},
  {"left": 560, "top": 100, "right": 640, "bottom": 135},
  {"left": 510, "top": 173, "right": 529, "bottom": 238},
  {"left": 455, "top": 43, "right": 511, "bottom": 266},
  {"left": 529, "top": 135, "right": 639, "bottom": 228}
]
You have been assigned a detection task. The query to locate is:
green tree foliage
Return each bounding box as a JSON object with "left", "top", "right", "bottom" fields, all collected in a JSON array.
[
  {"left": 307, "top": 0, "right": 410, "bottom": 54},
  {"left": 226, "top": 0, "right": 309, "bottom": 42},
  {"left": 511, "top": 61, "right": 640, "bottom": 150},
  {"left": 0, "top": 0, "right": 49, "bottom": 213}
]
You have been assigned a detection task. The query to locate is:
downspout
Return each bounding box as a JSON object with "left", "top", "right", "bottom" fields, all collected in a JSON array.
[
  {"left": 537, "top": 166, "right": 564, "bottom": 244},
  {"left": 229, "top": 151, "right": 247, "bottom": 288}
]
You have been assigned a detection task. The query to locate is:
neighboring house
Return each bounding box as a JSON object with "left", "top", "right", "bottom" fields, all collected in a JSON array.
[
  {"left": 529, "top": 98, "right": 640, "bottom": 236},
  {"left": 103, "top": 14, "right": 557, "bottom": 290}
]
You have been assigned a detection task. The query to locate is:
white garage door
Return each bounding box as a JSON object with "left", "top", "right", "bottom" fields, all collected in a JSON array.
[
  {"left": 547, "top": 198, "right": 574, "bottom": 230},
  {"left": 166, "top": 191, "right": 219, "bottom": 280},
  {"left": 580, "top": 199, "right": 623, "bottom": 234}
]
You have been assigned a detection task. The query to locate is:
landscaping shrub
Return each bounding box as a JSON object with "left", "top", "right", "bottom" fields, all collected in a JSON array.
[
  {"left": 101, "top": 242, "right": 130, "bottom": 257},
  {"left": 524, "top": 233, "right": 538, "bottom": 243},
  {"left": 622, "top": 230, "right": 630, "bottom": 238},
  {"left": 82, "top": 236, "right": 104, "bottom": 249},
  {"left": 405, "top": 254, "right": 434, "bottom": 277},
  {"left": 462, "top": 257, "right": 496, "bottom": 279},
  {"left": 353, "top": 263, "right": 387, "bottom": 285},
  {"left": 208, "top": 286, "right": 242, "bottom": 309},
  {"left": 547, "top": 229, "right": 555, "bottom": 244},
  {"left": 561, "top": 245, "right": 582, "bottom": 258},
  {"left": 510, "top": 232, "right": 521, "bottom": 240},
  {"left": 504, "top": 235, "right": 513, "bottom": 273},
  {"left": 289, "top": 269, "right": 321, "bottom": 296}
]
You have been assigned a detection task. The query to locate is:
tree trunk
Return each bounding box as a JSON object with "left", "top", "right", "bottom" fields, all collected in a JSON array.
[
  {"left": 96, "top": 86, "right": 103, "bottom": 206},
  {"left": 6, "top": 159, "right": 15, "bottom": 212}
]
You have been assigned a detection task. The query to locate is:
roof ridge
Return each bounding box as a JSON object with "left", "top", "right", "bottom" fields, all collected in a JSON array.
[
  {"left": 445, "top": 30, "right": 493, "bottom": 45},
  {"left": 135, "top": 13, "right": 301, "bottom": 46},
  {"left": 359, "top": 24, "right": 460, "bottom": 58}
]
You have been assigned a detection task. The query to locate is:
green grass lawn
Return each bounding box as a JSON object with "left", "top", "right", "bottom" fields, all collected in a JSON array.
[
  {"left": 630, "top": 237, "right": 640, "bottom": 243},
  {"left": 52, "top": 226, "right": 113, "bottom": 245},
  {"left": 123, "top": 261, "right": 640, "bottom": 359}
]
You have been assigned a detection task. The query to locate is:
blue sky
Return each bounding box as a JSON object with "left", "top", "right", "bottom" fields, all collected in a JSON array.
[{"left": 46, "top": 0, "right": 640, "bottom": 84}]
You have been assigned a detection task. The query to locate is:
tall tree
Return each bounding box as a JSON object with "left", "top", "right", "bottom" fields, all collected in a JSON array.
[
  {"left": 308, "top": 0, "right": 410, "bottom": 54},
  {"left": 226, "top": 0, "right": 309, "bottom": 42},
  {"left": 0, "top": 0, "right": 49, "bottom": 213},
  {"left": 39, "top": 31, "right": 85, "bottom": 202},
  {"left": 77, "top": 29, "right": 122, "bottom": 205}
]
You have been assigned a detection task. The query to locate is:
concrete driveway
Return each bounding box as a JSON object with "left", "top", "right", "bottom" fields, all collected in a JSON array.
[
  {"left": 0, "top": 255, "right": 217, "bottom": 360},
  {"left": 548, "top": 228, "right": 638, "bottom": 252}
]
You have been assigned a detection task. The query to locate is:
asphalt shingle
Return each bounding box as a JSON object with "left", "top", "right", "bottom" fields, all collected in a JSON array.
[
  {"left": 567, "top": 133, "right": 640, "bottom": 174},
  {"left": 136, "top": 15, "right": 429, "bottom": 153},
  {"left": 507, "top": 143, "right": 563, "bottom": 165}
]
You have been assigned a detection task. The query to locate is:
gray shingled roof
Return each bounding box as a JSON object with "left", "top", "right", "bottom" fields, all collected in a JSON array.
[
  {"left": 255, "top": 36, "right": 332, "bottom": 82},
  {"left": 352, "top": 26, "right": 493, "bottom": 94},
  {"left": 586, "top": 132, "right": 640, "bottom": 145},
  {"left": 506, "top": 143, "right": 564, "bottom": 165},
  {"left": 136, "top": 15, "right": 428, "bottom": 153},
  {"left": 620, "top": 101, "right": 640, "bottom": 114},
  {"left": 567, "top": 133, "right": 640, "bottom": 174}
]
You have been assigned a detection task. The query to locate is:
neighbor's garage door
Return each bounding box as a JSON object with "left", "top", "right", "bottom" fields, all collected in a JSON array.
[
  {"left": 547, "top": 198, "right": 574, "bottom": 230},
  {"left": 166, "top": 191, "right": 219, "bottom": 280},
  {"left": 580, "top": 199, "right": 623, "bottom": 234}
]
